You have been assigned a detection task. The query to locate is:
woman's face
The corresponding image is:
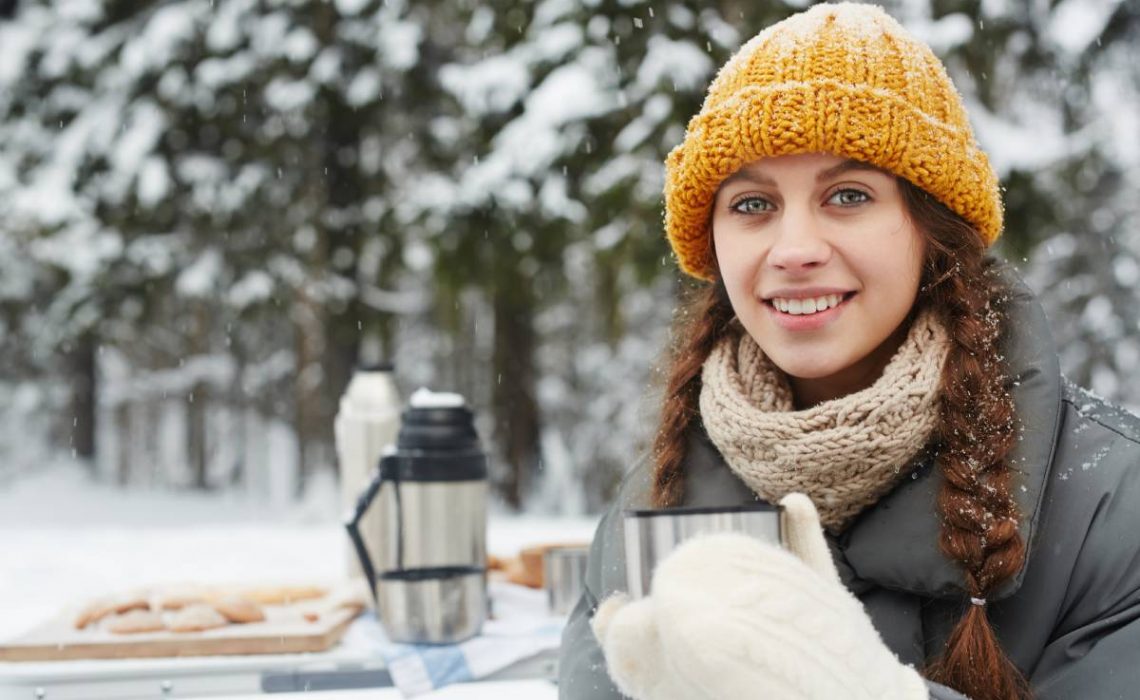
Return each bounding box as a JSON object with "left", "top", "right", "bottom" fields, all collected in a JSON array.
[{"left": 711, "top": 152, "right": 926, "bottom": 406}]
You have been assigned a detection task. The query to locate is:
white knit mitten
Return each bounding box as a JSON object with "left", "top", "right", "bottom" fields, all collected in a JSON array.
[{"left": 591, "top": 494, "right": 928, "bottom": 700}]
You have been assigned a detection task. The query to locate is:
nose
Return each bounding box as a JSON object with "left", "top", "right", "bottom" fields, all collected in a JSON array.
[{"left": 765, "top": 207, "right": 832, "bottom": 272}]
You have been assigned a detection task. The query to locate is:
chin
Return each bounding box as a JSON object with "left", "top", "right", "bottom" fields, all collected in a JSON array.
[
  {"left": 765, "top": 351, "right": 851, "bottom": 381},
  {"left": 776, "top": 363, "right": 848, "bottom": 382}
]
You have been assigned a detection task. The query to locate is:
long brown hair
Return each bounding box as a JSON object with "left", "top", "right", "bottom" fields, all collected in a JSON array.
[{"left": 649, "top": 179, "right": 1030, "bottom": 700}]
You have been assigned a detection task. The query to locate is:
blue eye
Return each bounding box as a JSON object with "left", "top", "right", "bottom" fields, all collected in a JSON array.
[
  {"left": 829, "top": 189, "right": 870, "bottom": 206},
  {"left": 731, "top": 197, "right": 774, "bottom": 214}
]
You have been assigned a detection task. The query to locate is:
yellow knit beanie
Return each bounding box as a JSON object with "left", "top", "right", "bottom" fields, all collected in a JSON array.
[{"left": 665, "top": 2, "right": 1003, "bottom": 281}]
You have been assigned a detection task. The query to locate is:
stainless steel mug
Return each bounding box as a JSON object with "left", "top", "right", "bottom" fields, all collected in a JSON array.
[
  {"left": 544, "top": 545, "right": 590, "bottom": 615},
  {"left": 346, "top": 389, "right": 488, "bottom": 644},
  {"left": 623, "top": 504, "right": 783, "bottom": 599}
]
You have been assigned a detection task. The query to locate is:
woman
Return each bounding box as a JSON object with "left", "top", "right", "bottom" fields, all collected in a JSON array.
[{"left": 558, "top": 4, "right": 1140, "bottom": 700}]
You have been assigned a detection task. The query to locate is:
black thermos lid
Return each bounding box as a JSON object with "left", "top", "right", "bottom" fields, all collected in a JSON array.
[
  {"left": 378, "top": 403, "right": 487, "bottom": 482},
  {"left": 398, "top": 405, "right": 479, "bottom": 451}
]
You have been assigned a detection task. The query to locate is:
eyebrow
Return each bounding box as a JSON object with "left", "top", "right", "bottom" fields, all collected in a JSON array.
[{"left": 720, "top": 159, "right": 886, "bottom": 188}]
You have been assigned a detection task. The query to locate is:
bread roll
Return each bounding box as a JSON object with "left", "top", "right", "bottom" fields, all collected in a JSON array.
[
  {"left": 168, "top": 603, "right": 228, "bottom": 632},
  {"left": 107, "top": 609, "right": 166, "bottom": 634},
  {"left": 211, "top": 596, "right": 266, "bottom": 624}
]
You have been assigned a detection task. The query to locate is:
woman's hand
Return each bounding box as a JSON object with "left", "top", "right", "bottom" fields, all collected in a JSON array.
[{"left": 591, "top": 494, "right": 929, "bottom": 700}]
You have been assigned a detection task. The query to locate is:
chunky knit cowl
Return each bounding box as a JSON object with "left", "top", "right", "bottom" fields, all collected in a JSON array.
[{"left": 699, "top": 311, "right": 949, "bottom": 532}]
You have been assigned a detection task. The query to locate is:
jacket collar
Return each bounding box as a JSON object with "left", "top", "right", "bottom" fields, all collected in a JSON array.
[{"left": 682, "top": 264, "right": 1063, "bottom": 601}]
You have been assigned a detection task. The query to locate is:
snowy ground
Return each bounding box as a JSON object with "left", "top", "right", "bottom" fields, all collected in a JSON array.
[{"left": 0, "top": 461, "right": 601, "bottom": 645}]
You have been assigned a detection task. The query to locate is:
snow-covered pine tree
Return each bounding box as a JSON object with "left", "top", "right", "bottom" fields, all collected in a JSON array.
[{"left": 0, "top": 0, "right": 436, "bottom": 490}]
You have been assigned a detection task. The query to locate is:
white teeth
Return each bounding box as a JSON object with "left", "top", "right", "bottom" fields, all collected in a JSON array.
[{"left": 772, "top": 294, "right": 845, "bottom": 315}]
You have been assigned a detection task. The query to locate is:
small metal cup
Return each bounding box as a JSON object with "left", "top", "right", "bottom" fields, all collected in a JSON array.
[
  {"left": 543, "top": 545, "right": 590, "bottom": 615},
  {"left": 623, "top": 504, "right": 783, "bottom": 599},
  {"left": 375, "top": 566, "right": 486, "bottom": 644}
]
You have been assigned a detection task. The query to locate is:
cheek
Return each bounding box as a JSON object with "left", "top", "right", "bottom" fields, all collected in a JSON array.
[
  {"left": 716, "top": 255, "right": 760, "bottom": 316},
  {"left": 896, "top": 233, "right": 926, "bottom": 292},
  {"left": 855, "top": 225, "right": 925, "bottom": 293},
  {"left": 713, "top": 233, "right": 759, "bottom": 289}
]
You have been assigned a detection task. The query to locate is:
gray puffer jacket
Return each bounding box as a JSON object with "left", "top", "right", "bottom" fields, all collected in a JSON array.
[{"left": 559, "top": 275, "right": 1140, "bottom": 700}]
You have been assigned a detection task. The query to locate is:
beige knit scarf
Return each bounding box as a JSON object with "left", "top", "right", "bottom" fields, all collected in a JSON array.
[{"left": 699, "top": 311, "right": 949, "bottom": 532}]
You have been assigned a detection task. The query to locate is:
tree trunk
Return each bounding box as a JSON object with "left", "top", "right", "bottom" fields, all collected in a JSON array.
[
  {"left": 187, "top": 303, "right": 211, "bottom": 489},
  {"left": 491, "top": 279, "right": 541, "bottom": 509},
  {"left": 228, "top": 351, "right": 247, "bottom": 487},
  {"left": 293, "top": 286, "right": 326, "bottom": 497},
  {"left": 67, "top": 334, "right": 98, "bottom": 464},
  {"left": 316, "top": 28, "right": 367, "bottom": 483},
  {"left": 597, "top": 260, "right": 624, "bottom": 347},
  {"left": 187, "top": 382, "right": 209, "bottom": 489},
  {"left": 116, "top": 402, "right": 130, "bottom": 486},
  {"left": 323, "top": 326, "right": 357, "bottom": 480}
]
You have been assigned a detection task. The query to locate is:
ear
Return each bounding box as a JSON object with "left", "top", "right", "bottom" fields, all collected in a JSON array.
[{"left": 593, "top": 596, "right": 665, "bottom": 699}]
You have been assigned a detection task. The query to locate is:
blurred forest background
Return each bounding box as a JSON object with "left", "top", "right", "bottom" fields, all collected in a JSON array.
[{"left": 1, "top": 0, "right": 1137, "bottom": 514}]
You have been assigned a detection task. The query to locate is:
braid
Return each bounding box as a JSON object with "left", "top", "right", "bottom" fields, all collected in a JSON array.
[
  {"left": 903, "top": 181, "right": 1031, "bottom": 700},
  {"left": 650, "top": 280, "right": 736, "bottom": 507}
]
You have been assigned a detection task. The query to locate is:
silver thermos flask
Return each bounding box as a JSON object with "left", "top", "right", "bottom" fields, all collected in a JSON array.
[
  {"left": 345, "top": 388, "right": 488, "bottom": 644},
  {"left": 334, "top": 364, "right": 401, "bottom": 578}
]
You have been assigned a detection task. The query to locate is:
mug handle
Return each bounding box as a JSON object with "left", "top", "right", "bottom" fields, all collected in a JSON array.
[{"left": 344, "top": 461, "right": 388, "bottom": 605}]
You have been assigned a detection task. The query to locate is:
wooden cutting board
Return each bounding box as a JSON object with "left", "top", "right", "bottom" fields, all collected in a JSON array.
[{"left": 0, "top": 585, "right": 366, "bottom": 662}]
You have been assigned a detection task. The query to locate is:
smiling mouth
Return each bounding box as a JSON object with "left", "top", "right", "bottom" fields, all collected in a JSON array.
[{"left": 764, "top": 292, "right": 856, "bottom": 316}]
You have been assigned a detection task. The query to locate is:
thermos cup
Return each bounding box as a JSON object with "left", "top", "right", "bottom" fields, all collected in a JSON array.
[
  {"left": 346, "top": 389, "right": 489, "bottom": 644},
  {"left": 544, "top": 545, "right": 590, "bottom": 616},
  {"left": 334, "top": 364, "right": 401, "bottom": 578},
  {"left": 623, "top": 504, "right": 783, "bottom": 599}
]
